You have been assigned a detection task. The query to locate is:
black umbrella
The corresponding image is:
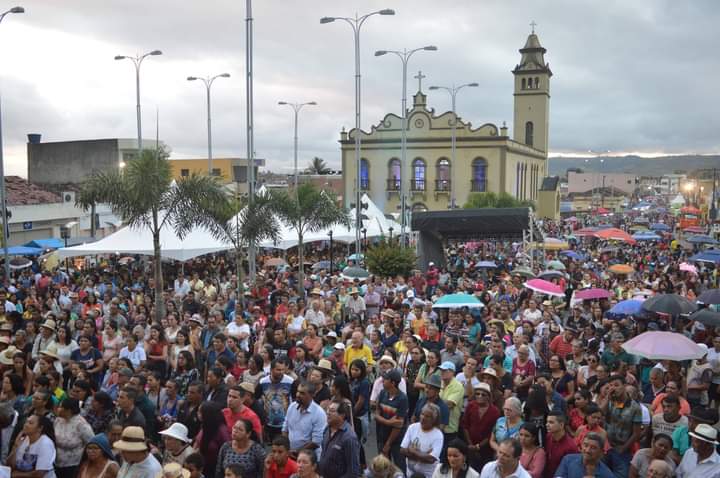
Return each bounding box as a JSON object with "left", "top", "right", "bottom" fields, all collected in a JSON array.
[
  {"left": 642, "top": 294, "right": 698, "bottom": 316},
  {"left": 698, "top": 289, "right": 720, "bottom": 306},
  {"left": 689, "top": 309, "right": 720, "bottom": 328}
]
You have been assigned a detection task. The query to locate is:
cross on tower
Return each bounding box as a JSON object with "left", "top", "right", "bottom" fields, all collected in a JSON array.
[
  {"left": 530, "top": 20, "right": 537, "bottom": 33},
  {"left": 414, "top": 70, "right": 426, "bottom": 92}
]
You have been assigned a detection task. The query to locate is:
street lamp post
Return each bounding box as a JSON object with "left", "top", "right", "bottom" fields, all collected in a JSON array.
[
  {"left": 389, "top": 226, "right": 394, "bottom": 242},
  {"left": 114, "top": 50, "right": 162, "bottom": 155},
  {"left": 321, "top": 8, "right": 395, "bottom": 259},
  {"left": 428, "top": 82, "right": 478, "bottom": 209},
  {"left": 328, "top": 230, "right": 334, "bottom": 275},
  {"left": 278, "top": 101, "right": 317, "bottom": 189},
  {"left": 375, "top": 45, "right": 437, "bottom": 247},
  {"left": 187, "top": 73, "right": 231, "bottom": 175},
  {"left": 0, "top": 6, "right": 24, "bottom": 282}
]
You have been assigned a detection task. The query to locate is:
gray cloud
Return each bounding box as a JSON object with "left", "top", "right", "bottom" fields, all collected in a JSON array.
[{"left": 0, "top": 0, "right": 718, "bottom": 176}]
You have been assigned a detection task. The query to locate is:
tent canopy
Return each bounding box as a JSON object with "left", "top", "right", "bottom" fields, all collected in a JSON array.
[
  {"left": 24, "top": 238, "right": 64, "bottom": 249},
  {"left": 2, "top": 246, "right": 43, "bottom": 256}
]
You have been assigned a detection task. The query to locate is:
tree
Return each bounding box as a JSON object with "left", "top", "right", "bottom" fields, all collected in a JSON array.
[
  {"left": 463, "top": 191, "right": 534, "bottom": 209},
  {"left": 271, "top": 183, "right": 349, "bottom": 295},
  {"left": 77, "top": 147, "right": 228, "bottom": 322},
  {"left": 365, "top": 239, "right": 417, "bottom": 278},
  {"left": 204, "top": 191, "right": 280, "bottom": 296},
  {"left": 305, "top": 157, "right": 331, "bottom": 175}
]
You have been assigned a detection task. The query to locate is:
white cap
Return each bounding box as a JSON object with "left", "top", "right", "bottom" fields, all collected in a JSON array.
[
  {"left": 407, "top": 290, "right": 415, "bottom": 298},
  {"left": 326, "top": 331, "right": 338, "bottom": 338},
  {"left": 334, "top": 342, "right": 346, "bottom": 350},
  {"left": 429, "top": 262, "right": 435, "bottom": 267}
]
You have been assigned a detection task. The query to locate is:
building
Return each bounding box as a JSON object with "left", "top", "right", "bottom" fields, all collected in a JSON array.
[
  {"left": 537, "top": 176, "right": 560, "bottom": 220},
  {"left": 567, "top": 172, "right": 637, "bottom": 196},
  {"left": 340, "top": 29, "right": 552, "bottom": 216},
  {"left": 27, "top": 135, "right": 163, "bottom": 185},
  {"left": 168, "top": 158, "right": 264, "bottom": 195}
]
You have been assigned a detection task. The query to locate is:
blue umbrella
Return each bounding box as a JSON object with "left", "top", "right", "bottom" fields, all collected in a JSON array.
[
  {"left": 650, "top": 223, "right": 670, "bottom": 231},
  {"left": 560, "top": 250, "right": 583, "bottom": 260},
  {"left": 690, "top": 250, "right": 720, "bottom": 264},
  {"left": 608, "top": 299, "right": 644, "bottom": 316},
  {"left": 475, "top": 261, "right": 498, "bottom": 269},
  {"left": 687, "top": 235, "right": 719, "bottom": 245},
  {"left": 632, "top": 232, "right": 661, "bottom": 241},
  {"left": 347, "top": 253, "right": 365, "bottom": 261}
]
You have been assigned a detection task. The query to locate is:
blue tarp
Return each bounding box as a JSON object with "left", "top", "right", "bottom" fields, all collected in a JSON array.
[
  {"left": 2, "top": 246, "right": 43, "bottom": 256},
  {"left": 23, "top": 238, "right": 64, "bottom": 249},
  {"left": 690, "top": 250, "right": 720, "bottom": 264}
]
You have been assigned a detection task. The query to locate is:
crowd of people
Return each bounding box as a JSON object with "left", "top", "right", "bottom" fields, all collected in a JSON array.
[{"left": 0, "top": 212, "right": 717, "bottom": 478}]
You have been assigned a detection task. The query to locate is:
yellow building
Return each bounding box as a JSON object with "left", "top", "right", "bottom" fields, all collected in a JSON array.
[
  {"left": 341, "top": 29, "right": 552, "bottom": 215},
  {"left": 169, "top": 158, "right": 264, "bottom": 194}
]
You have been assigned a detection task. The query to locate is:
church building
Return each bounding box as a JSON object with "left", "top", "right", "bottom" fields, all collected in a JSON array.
[{"left": 340, "top": 28, "right": 553, "bottom": 216}]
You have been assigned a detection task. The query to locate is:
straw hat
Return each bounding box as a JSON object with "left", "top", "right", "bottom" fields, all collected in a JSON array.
[
  {"left": 113, "top": 426, "right": 148, "bottom": 452},
  {"left": 239, "top": 382, "right": 256, "bottom": 395},
  {"left": 0, "top": 346, "right": 17, "bottom": 366},
  {"left": 314, "top": 358, "right": 336, "bottom": 374},
  {"left": 40, "top": 319, "right": 57, "bottom": 331},
  {"left": 480, "top": 367, "right": 498, "bottom": 380},
  {"left": 310, "top": 288, "right": 323, "bottom": 295},
  {"left": 155, "top": 463, "right": 190, "bottom": 478},
  {"left": 378, "top": 355, "right": 397, "bottom": 368},
  {"left": 689, "top": 423, "right": 719, "bottom": 445},
  {"left": 158, "top": 423, "right": 191, "bottom": 444},
  {"left": 40, "top": 345, "right": 59, "bottom": 360}
]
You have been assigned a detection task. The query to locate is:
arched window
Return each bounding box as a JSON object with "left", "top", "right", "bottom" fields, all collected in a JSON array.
[
  {"left": 388, "top": 158, "right": 401, "bottom": 191},
  {"left": 535, "top": 77, "right": 539, "bottom": 88},
  {"left": 412, "top": 158, "right": 426, "bottom": 191},
  {"left": 412, "top": 203, "right": 428, "bottom": 212},
  {"left": 525, "top": 121, "right": 534, "bottom": 147},
  {"left": 472, "top": 158, "right": 487, "bottom": 192},
  {"left": 360, "top": 158, "right": 370, "bottom": 190},
  {"left": 516, "top": 163, "right": 521, "bottom": 197},
  {"left": 521, "top": 78, "right": 526, "bottom": 90},
  {"left": 436, "top": 158, "right": 450, "bottom": 191}
]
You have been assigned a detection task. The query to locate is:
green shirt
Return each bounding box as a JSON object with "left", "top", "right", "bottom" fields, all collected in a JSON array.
[
  {"left": 601, "top": 349, "right": 635, "bottom": 369},
  {"left": 439, "top": 378, "right": 464, "bottom": 434}
]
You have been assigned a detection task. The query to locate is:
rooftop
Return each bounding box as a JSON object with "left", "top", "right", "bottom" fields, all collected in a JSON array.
[{"left": 6, "top": 176, "right": 61, "bottom": 206}]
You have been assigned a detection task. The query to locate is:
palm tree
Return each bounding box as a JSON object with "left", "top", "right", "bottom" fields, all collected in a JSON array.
[
  {"left": 305, "top": 157, "right": 331, "bottom": 175},
  {"left": 203, "top": 191, "right": 280, "bottom": 296},
  {"left": 271, "top": 183, "right": 349, "bottom": 295},
  {"left": 77, "top": 147, "right": 228, "bottom": 322}
]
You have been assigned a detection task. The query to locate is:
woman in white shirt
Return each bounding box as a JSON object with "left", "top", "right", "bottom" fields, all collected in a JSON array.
[
  {"left": 431, "top": 439, "right": 480, "bottom": 478},
  {"left": 401, "top": 403, "right": 444, "bottom": 478},
  {"left": 8, "top": 414, "right": 57, "bottom": 478}
]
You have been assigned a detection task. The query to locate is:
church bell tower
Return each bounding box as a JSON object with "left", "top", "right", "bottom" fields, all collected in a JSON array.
[{"left": 513, "top": 24, "right": 552, "bottom": 153}]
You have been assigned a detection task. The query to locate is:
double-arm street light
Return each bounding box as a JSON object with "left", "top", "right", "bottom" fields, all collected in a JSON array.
[
  {"left": 321, "top": 8, "right": 395, "bottom": 259},
  {"left": 114, "top": 49, "right": 163, "bottom": 155},
  {"left": 187, "top": 73, "right": 231, "bottom": 175},
  {"left": 428, "top": 82, "right": 478, "bottom": 208},
  {"left": 375, "top": 45, "right": 437, "bottom": 246},
  {"left": 0, "top": 6, "right": 24, "bottom": 281},
  {"left": 278, "top": 101, "right": 317, "bottom": 189}
]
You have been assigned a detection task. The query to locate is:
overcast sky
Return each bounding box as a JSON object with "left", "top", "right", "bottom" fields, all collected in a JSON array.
[{"left": 0, "top": 0, "right": 717, "bottom": 177}]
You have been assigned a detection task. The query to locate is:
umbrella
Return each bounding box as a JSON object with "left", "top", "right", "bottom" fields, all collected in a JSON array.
[
  {"left": 684, "top": 226, "right": 706, "bottom": 234},
  {"left": 629, "top": 225, "right": 649, "bottom": 232},
  {"left": 622, "top": 331, "right": 706, "bottom": 360},
  {"left": 564, "top": 216, "right": 578, "bottom": 222},
  {"left": 512, "top": 266, "right": 536, "bottom": 278},
  {"left": 609, "top": 264, "right": 634, "bottom": 275},
  {"left": 633, "top": 217, "right": 650, "bottom": 224},
  {"left": 347, "top": 253, "right": 365, "bottom": 261},
  {"left": 524, "top": 278, "right": 565, "bottom": 297},
  {"left": 575, "top": 227, "right": 599, "bottom": 237},
  {"left": 689, "top": 309, "right": 720, "bottom": 328},
  {"left": 600, "top": 246, "right": 620, "bottom": 254},
  {"left": 594, "top": 228, "right": 637, "bottom": 244},
  {"left": 265, "top": 257, "right": 287, "bottom": 267},
  {"left": 575, "top": 288, "right": 613, "bottom": 300},
  {"left": 698, "top": 289, "right": 720, "bottom": 306},
  {"left": 341, "top": 266, "right": 370, "bottom": 281},
  {"left": 642, "top": 293, "right": 697, "bottom": 316},
  {"left": 686, "top": 235, "right": 719, "bottom": 245},
  {"left": 117, "top": 256, "right": 135, "bottom": 265},
  {"left": 547, "top": 260, "right": 566, "bottom": 271},
  {"left": 538, "top": 270, "right": 566, "bottom": 280},
  {"left": 8, "top": 257, "right": 32, "bottom": 270},
  {"left": 475, "top": 261, "right": 498, "bottom": 269},
  {"left": 312, "top": 260, "right": 331, "bottom": 271},
  {"left": 39, "top": 251, "right": 59, "bottom": 271},
  {"left": 433, "top": 293, "right": 484, "bottom": 309},
  {"left": 679, "top": 262, "right": 698, "bottom": 275},
  {"left": 650, "top": 223, "right": 671, "bottom": 232},
  {"left": 689, "top": 250, "right": 720, "bottom": 264},
  {"left": 632, "top": 232, "right": 661, "bottom": 241},
  {"left": 560, "top": 250, "right": 583, "bottom": 261},
  {"left": 608, "top": 299, "right": 645, "bottom": 316}
]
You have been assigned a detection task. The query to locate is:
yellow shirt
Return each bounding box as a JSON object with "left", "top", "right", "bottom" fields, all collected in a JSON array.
[
  {"left": 344, "top": 344, "right": 375, "bottom": 367},
  {"left": 440, "top": 378, "right": 465, "bottom": 434}
]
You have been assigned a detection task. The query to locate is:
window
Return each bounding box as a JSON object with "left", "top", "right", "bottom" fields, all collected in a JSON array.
[
  {"left": 387, "top": 158, "right": 401, "bottom": 190},
  {"left": 211, "top": 168, "right": 222, "bottom": 177},
  {"left": 412, "top": 158, "right": 426, "bottom": 191},
  {"left": 180, "top": 169, "right": 189, "bottom": 177},
  {"left": 472, "top": 158, "right": 487, "bottom": 192},
  {"left": 360, "top": 158, "right": 370, "bottom": 190},
  {"left": 521, "top": 78, "right": 526, "bottom": 90},
  {"left": 436, "top": 158, "right": 450, "bottom": 191},
  {"left": 525, "top": 121, "right": 534, "bottom": 147}
]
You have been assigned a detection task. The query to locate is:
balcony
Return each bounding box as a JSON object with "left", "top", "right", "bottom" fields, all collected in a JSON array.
[
  {"left": 360, "top": 178, "right": 370, "bottom": 191},
  {"left": 410, "top": 179, "right": 426, "bottom": 192},
  {"left": 386, "top": 178, "right": 401, "bottom": 191},
  {"left": 471, "top": 179, "right": 487, "bottom": 192},
  {"left": 435, "top": 179, "right": 451, "bottom": 192}
]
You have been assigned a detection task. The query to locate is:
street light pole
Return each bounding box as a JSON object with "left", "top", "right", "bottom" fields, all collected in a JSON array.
[
  {"left": 0, "top": 6, "right": 24, "bottom": 282},
  {"left": 428, "top": 82, "right": 478, "bottom": 208},
  {"left": 114, "top": 49, "right": 162, "bottom": 156},
  {"left": 278, "top": 101, "right": 317, "bottom": 190},
  {"left": 328, "top": 230, "right": 333, "bottom": 275},
  {"left": 246, "top": 0, "right": 257, "bottom": 281},
  {"left": 187, "top": 73, "right": 231, "bottom": 175},
  {"left": 321, "top": 8, "right": 395, "bottom": 259},
  {"left": 375, "top": 45, "right": 437, "bottom": 247}
]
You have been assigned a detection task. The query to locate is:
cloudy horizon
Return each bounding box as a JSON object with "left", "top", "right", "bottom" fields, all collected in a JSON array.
[{"left": 0, "top": 0, "right": 717, "bottom": 178}]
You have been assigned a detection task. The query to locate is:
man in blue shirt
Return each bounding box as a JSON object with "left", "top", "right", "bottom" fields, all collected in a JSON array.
[
  {"left": 554, "top": 433, "right": 614, "bottom": 478},
  {"left": 282, "top": 380, "right": 326, "bottom": 459}
]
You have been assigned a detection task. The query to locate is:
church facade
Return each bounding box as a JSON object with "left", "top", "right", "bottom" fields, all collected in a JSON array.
[{"left": 340, "top": 29, "right": 553, "bottom": 216}]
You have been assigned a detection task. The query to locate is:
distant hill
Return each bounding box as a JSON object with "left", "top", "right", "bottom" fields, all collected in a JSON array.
[{"left": 548, "top": 155, "right": 720, "bottom": 177}]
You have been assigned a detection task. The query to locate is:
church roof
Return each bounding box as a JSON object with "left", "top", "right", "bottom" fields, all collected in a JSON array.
[
  {"left": 540, "top": 176, "right": 560, "bottom": 191},
  {"left": 513, "top": 31, "right": 552, "bottom": 76},
  {"left": 523, "top": 33, "right": 544, "bottom": 50}
]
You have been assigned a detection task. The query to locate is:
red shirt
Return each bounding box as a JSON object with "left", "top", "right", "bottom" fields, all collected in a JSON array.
[
  {"left": 267, "top": 458, "right": 298, "bottom": 478},
  {"left": 549, "top": 335, "right": 574, "bottom": 358},
  {"left": 460, "top": 401, "right": 500, "bottom": 445},
  {"left": 223, "top": 406, "right": 263, "bottom": 440},
  {"left": 544, "top": 432, "right": 578, "bottom": 478}
]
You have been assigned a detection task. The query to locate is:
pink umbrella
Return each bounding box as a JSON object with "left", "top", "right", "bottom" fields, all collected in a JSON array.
[
  {"left": 525, "top": 278, "right": 565, "bottom": 298},
  {"left": 621, "top": 331, "right": 706, "bottom": 360},
  {"left": 575, "top": 288, "right": 613, "bottom": 300},
  {"left": 679, "top": 262, "right": 698, "bottom": 275}
]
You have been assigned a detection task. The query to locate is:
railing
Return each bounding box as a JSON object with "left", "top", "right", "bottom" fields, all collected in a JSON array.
[
  {"left": 471, "top": 179, "right": 487, "bottom": 192},
  {"left": 360, "top": 178, "right": 370, "bottom": 190},
  {"left": 411, "top": 179, "right": 426, "bottom": 191},
  {"left": 386, "top": 178, "right": 401, "bottom": 191},
  {"left": 435, "top": 179, "right": 451, "bottom": 192}
]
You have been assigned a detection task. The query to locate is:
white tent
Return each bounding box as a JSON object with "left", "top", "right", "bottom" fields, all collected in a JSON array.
[{"left": 58, "top": 220, "right": 232, "bottom": 262}]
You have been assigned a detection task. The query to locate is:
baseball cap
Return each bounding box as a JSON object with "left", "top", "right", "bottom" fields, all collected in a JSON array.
[
  {"left": 382, "top": 369, "right": 402, "bottom": 384},
  {"left": 439, "top": 361, "right": 456, "bottom": 371}
]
